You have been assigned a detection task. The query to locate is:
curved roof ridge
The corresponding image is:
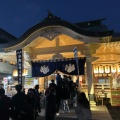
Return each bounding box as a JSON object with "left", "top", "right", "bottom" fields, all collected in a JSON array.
[{"left": 18, "top": 19, "right": 113, "bottom": 40}]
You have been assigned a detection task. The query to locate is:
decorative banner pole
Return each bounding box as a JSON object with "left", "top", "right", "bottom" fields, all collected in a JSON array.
[
  {"left": 73, "top": 47, "right": 80, "bottom": 91},
  {"left": 16, "top": 49, "right": 23, "bottom": 85}
]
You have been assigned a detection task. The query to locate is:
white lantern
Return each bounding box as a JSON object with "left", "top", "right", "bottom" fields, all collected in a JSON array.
[
  {"left": 94, "top": 66, "right": 99, "bottom": 73},
  {"left": 111, "top": 65, "right": 116, "bottom": 73},
  {"left": 105, "top": 65, "right": 110, "bottom": 73},
  {"left": 99, "top": 65, "right": 104, "bottom": 73},
  {"left": 118, "top": 65, "right": 120, "bottom": 73}
]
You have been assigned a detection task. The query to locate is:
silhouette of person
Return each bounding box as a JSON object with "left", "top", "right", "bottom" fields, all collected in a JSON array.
[
  {"left": 45, "top": 88, "right": 56, "bottom": 120},
  {"left": 34, "top": 84, "right": 41, "bottom": 117},
  {"left": 0, "top": 88, "right": 11, "bottom": 120},
  {"left": 75, "top": 92, "right": 92, "bottom": 120},
  {"left": 55, "top": 82, "right": 62, "bottom": 115},
  {"left": 11, "top": 84, "right": 25, "bottom": 120}
]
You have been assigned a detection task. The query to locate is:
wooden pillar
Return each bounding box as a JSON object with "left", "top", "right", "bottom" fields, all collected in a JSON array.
[{"left": 86, "top": 57, "right": 96, "bottom": 106}]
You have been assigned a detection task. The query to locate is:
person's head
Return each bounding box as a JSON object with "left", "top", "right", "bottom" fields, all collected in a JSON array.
[
  {"left": 63, "top": 75, "right": 67, "bottom": 78},
  {"left": 28, "top": 88, "right": 34, "bottom": 96},
  {"left": 35, "top": 84, "right": 39, "bottom": 90},
  {"left": 0, "top": 88, "right": 5, "bottom": 95},
  {"left": 57, "top": 73, "right": 59, "bottom": 76},
  {"left": 15, "top": 84, "right": 22, "bottom": 93},
  {"left": 77, "top": 92, "right": 86, "bottom": 101},
  {"left": 51, "top": 79, "right": 54, "bottom": 83}
]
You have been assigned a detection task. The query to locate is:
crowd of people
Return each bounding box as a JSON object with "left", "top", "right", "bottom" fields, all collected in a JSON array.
[
  {"left": 44, "top": 74, "right": 79, "bottom": 120},
  {"left": 45, "top": 74, "right": 79, "bottom": 115},
  {"left": 0, "top": 84, "right": 41, "bottom": 120},
  {"left": 0, "top": 73, "right": 92, "bottom": 120}
]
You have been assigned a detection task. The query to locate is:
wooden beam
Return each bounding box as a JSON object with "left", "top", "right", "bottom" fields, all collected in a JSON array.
[{"left": 31, "top": 44, "right": 86, "bottom": 55}]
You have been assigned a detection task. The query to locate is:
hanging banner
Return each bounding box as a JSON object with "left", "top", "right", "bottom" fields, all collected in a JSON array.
[
  {"left": 56, "top": 58, "right": 85, "bottom": 75},
  {"left": 32, "top": 61, "right": 56, "bottom": 77},
  {"left": 73, "top": 47, "right": 78, "bottom": 68},
  {"left": 32, "top": 58, "right": 86, "bottom": 77},
  {"left": 16, "top": 49, "right": 23, "bottom": 85},
  {"left": 73, "top": 47, "right": 79, "bottom": 76}
]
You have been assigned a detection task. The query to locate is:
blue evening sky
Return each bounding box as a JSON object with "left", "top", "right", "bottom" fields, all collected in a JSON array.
[{"left": 0, "top": 0, "right": 120, "bottom": 38}]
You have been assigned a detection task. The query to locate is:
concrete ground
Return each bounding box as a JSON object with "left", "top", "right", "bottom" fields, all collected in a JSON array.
[{"left": 37, "top": 105, "right": 112, "bottom": 120}]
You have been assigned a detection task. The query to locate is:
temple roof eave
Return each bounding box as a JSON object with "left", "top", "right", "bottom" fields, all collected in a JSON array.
[
  {"left": 16, "top": 19, "right": 114, "bottom": 41},
  {"left": 3, "top": 19, "right": 113, "bottom": 51}
]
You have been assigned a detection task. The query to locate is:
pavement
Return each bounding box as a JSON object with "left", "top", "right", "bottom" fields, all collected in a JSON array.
[
  {"left": 106, "top": 105, "right": 120, "bottom": 120},
  {"left": 37, "top": 105, "right": 112, "bottom": 120},
  {"left": 91, "top": 106, "right": 112, "bottom": 120}
]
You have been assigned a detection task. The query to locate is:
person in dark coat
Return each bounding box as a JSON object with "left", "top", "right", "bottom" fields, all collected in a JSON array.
[
  {"left": 0, "top": 88, "right": 11, "bottom": 120},
  {"left": 45, "top": 82, "right": 56, "bottom": 96},
  {"left": 56, "top": 73, "right": 62, "bottom": 85},
  {"left": 45, "top": 88, "right": 56, "bottom": 120},
  {"left": 49, "top": 79, "right": 56, "bottom": 88},
  {"left": 20, "top": 88, "right": 38, "bottom": 120},
  {"left": 75, "top": 92, "right": 92, "bottom": 120},
  {"left": 55, "top": 82, "right": 62, "bottom": 116},
  {"left": 11, "top": 84, "right": 25, "bottom": 120},
  {"left": 61, "top": 83, "right": 70, "bottom": 113},
  {"left": 34, "top": 84, "right": 41, "bottom": 115}
]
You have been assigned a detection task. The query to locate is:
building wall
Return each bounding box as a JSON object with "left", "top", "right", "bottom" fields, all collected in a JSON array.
[{"left": 0, "top": 62, "right": 17, "bottom": 74}]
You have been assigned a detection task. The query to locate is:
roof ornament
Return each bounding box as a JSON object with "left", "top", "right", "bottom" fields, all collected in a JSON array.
[
  {"left": 50, "top": 53, "right": 65, "bottom": 60},
  {"left": 43, "top": 10, "right": 60, "bottom": 21},
  {"left": 40, "top": 27, "right": 61, "bottom": 40}
]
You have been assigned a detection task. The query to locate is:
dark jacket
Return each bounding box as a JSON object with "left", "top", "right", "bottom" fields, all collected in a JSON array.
[
  {"left": 34, "top": 89, "right": 41, "bottom": 113},
  {"left": 56, "top": 75, "right": 62, "bottom": 84},
  {"left": 0, "top": 95, "right": 11, "bottom": 120},
  {"left": 61, "top": 86, "right": 70, "bottom": 100},
  {"left": 56, "top": 85, "right": 62, "bottom": 102},
  {"left": 11, "top": 92, "right": 25, "bottom": 119},
  {"left": 45, "top": 93, "right": 56, "bottom": 117}
]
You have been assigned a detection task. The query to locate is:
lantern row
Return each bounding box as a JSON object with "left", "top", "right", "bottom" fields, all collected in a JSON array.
[{"left": 93, "top": 65, "right": 120, "bottom": 74}]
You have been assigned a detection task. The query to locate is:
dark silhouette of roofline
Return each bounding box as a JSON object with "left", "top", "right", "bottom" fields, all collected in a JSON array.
[
  {"left": 16, "top": 19, "right": 113, "bottom": 42},
  {"left": 0, "top": 12, "right": 113, "bottom": 46},
  {"left": 0, "top": 28, "right": 17, "bottom": 40}
]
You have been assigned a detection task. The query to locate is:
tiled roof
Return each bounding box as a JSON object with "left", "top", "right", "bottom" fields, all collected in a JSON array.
[{"left": 0, "top": 28, "right": 17, "bottom": 43}]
